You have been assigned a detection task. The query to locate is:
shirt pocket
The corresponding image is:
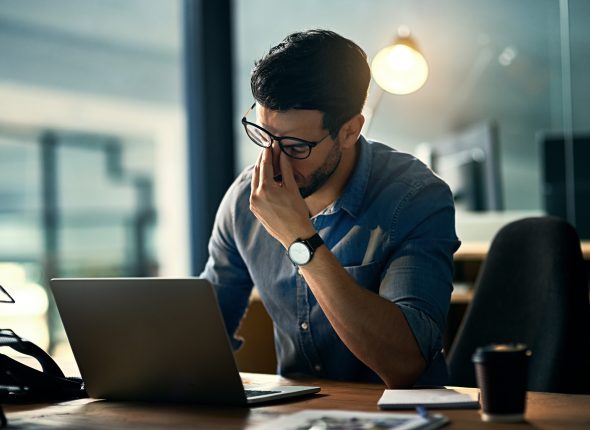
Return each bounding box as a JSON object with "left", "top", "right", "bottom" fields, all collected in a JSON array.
[{"left": 342, "top": 261, "right": 382, "bottom": 293}]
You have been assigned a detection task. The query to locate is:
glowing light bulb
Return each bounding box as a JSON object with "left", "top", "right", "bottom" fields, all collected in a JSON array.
[{"left": 371, "top": 34, "right": 429, "bottom": 95}]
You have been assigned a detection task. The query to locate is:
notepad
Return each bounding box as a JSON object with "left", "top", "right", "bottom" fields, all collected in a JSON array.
[{"left": 378, "top": 388, "right": 480, "bottom": 409}]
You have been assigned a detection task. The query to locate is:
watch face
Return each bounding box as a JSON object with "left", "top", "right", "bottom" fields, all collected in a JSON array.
[{"left": 288, "top": 241, "right": 311, "bottom": 265}]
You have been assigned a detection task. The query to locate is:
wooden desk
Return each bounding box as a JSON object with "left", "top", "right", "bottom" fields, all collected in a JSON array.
[{"left": 4, "top": 373, "right": 590, "bottom": 429}]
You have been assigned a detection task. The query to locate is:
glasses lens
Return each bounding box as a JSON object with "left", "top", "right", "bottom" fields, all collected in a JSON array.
[
  {"left": 281, "top": 139, "right": 311, "bottom": 159},
  {"left": 245, "top": 123, "right": 272, "bottom": 147}
]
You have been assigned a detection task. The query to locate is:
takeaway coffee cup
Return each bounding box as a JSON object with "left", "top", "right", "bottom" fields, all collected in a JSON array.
[{"left": 472, "top": 343, "right": 531, "bottom": 422}]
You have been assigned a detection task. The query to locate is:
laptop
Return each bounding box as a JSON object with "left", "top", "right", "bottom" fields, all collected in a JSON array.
[{"left": 50, "top": 277, "right": 320, "bottom": 405}]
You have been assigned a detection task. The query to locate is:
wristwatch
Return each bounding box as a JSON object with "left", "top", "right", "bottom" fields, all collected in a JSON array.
[{"left": 287, "top": 233, "right": 324, "bottom": 266}]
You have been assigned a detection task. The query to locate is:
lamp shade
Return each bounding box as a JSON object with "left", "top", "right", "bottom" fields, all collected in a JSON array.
[{"left": 371, "top": 33, "right": 429, "bottom": 95}]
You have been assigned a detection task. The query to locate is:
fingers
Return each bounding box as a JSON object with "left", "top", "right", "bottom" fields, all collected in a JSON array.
[
  {"left": 252, "top": 148, "right": 281, "bottom": 194},
  {"left": 259, "top": 146, "right": 276, "bottom": 184},
  {"left": 251, "top": 150, "right": 262, "bottom": 191},
  {"left": 279, "top": 151, "right": 297, "bottom": 190}
]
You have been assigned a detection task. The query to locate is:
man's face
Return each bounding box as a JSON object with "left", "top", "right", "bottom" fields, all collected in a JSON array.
[{"left": 256, "top": 105, "right": 341, "bottom": 198}]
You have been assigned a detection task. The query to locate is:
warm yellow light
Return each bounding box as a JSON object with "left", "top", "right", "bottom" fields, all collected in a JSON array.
[{"left": 371, "top": 37, "right": 429, "bottom": 95}]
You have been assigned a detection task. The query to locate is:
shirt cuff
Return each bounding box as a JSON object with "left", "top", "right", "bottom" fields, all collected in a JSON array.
[{"left": 396, "top": 303, "right": 443, "bottom": 365}]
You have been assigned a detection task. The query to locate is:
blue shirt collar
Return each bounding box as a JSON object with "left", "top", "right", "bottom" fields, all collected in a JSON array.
[{"left": 329, "top": 135, "right": 371, "bottom": 218}]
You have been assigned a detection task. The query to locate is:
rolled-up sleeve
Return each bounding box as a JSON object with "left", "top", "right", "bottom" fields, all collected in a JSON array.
[{"left": 379, "top": 178, "right": 460, "bottom": 365}]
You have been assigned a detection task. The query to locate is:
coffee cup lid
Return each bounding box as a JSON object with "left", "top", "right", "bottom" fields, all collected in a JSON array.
[{"left": 472, "top": 343, "right": 531, "bottom": 363}]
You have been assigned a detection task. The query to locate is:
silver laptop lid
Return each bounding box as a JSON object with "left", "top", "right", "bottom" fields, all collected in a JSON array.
[{"left": 50, "top": 278, "right": 247, "bottom": 405}]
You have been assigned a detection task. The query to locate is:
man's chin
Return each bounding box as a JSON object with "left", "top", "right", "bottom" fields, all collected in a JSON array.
[
  {"left": 298, "top": 184, "right": 319, "bottom": 199},
  {"left": 294, "top": 179, "right": 312, "bottom": 198},
  {"left": 298, "top": 188, "right": 311, "bottom": 198}
]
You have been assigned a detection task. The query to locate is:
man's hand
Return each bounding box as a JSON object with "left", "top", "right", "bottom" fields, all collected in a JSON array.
[{"left": 250, "top": 147, "right": 315, "bottom": 248}]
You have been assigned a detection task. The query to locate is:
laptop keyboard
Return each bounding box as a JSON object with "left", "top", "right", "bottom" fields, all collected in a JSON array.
[{"left": 244, "top": 389, "right": 282, "bottom": 398}]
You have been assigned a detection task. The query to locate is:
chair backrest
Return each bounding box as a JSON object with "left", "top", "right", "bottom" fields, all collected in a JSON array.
[{"left": 447, "top": 216, "right": 590, "bottom": 393}]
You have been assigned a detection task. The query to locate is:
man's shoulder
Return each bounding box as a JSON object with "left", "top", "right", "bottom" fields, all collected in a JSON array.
[
  {"left": 360, "top": 139, "right": 457, "bottom": 242},
  {"left": 363, "top": 139, "right": 446, "bottom": 192},
  {"left": 225, "top": 165, "right": 254, "bottom": 201},
  {"left": 215, "top": 165, "right": 254, "bottom": 225}
]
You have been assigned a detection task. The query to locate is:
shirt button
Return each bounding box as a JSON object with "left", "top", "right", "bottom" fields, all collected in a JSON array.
[
  {"left": 314, "top": 364, "right": 322, "bottom": 372},
  {"left": 300, "top": 322, "right": 309, "bottom": 331}
]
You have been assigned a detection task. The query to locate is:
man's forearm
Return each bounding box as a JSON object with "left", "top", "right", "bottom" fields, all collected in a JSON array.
[{"left": 298, "top": 245, "right": 426, "bottom": 388}]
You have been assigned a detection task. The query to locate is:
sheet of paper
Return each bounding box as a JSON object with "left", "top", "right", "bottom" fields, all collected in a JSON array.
[
  {"left": 254, "top": 409, "right": 449, "bottom": 430},
  {"left": 378, "top": 388, "right": 480, "bottom": 409}
]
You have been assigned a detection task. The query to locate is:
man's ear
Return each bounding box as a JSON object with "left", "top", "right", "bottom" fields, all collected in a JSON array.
[{"left": 337, "top": 114, "right": 365, "bottom": 149}]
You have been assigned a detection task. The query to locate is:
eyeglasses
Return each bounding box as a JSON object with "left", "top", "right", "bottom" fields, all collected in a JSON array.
[{"left": 241, "top": 103, "right": 330, "bottom": 160}]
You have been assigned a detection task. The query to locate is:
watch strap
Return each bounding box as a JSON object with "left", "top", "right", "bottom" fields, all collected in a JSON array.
[{"left": 303, "top": 233, "right": 324, "bottom": 251}]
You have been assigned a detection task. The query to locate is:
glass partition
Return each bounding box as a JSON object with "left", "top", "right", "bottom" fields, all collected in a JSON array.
[
  {"left": 0, "top": 0, "right": 186, "bottom": 354},
  {"left": 234, "top": 0, "right": 588, "bottom": 241}
]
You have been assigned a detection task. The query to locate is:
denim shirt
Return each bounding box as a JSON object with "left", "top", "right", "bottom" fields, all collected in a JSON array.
[{"left": 201, "top": 137, "right": 460, "bottom": 386}]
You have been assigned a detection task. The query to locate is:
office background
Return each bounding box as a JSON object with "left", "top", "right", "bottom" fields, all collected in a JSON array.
[{"left": 0, "top": 0, "right": 588, "bottom": 352}]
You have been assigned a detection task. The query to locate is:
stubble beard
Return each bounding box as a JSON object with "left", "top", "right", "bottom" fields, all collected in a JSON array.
[{"left": 298, "top": 140, "right": 342, "bottom": 199}]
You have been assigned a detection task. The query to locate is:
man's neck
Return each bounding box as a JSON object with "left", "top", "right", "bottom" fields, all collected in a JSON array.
[{"left": 305, "top": 143, "right": 360, "bottom": 217}]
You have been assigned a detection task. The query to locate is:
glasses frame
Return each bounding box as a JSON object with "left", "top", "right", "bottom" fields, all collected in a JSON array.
[
  {"left": 1, "top": 286, "right": 15, "bottom": 428},
  {"left": 0, "top": 284, "right": 15, "bottom": 304},
  {"left": 241, "top": 103, "right": 331, "bottom": 160}
]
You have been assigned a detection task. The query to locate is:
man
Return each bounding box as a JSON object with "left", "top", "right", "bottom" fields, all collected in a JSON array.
[{"left": 201, "top": 29, "right": 460, "bottom": 388}]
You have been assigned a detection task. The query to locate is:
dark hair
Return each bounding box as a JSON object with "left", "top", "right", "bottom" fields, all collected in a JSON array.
[{"left": 250, "top": 29, "right": 371, "bottom": 137}]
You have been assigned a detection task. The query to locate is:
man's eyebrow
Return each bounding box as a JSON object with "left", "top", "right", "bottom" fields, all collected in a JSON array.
[{"left": 258, "top": 122, "right": 321, "bottom": 140}]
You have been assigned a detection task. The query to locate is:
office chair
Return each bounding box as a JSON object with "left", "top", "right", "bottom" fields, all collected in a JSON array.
[{"left": 447, "top": 216, "right": 590, "bottom": 393}]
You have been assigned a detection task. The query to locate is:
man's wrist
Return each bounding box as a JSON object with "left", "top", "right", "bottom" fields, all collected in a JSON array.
[{"left": 282, "top": 225, "right": 317, "bottom": 249}]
